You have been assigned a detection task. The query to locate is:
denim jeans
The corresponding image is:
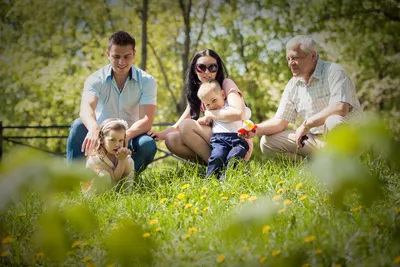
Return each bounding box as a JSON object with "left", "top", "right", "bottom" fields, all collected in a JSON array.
[
  {"left": 206, "top": 132, "right": 249, "bottom": 179},
  {"left": 66, "top": 118, "right": 157, "bottom": 173}
]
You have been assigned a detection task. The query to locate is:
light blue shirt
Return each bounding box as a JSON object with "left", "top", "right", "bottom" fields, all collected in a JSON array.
[{"left": 83, "top": 64, "right": 156, "bottom": 127}]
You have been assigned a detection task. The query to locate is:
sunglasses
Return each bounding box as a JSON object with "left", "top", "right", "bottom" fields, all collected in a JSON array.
[{"left": 195, "top": 63, "right": 218, "bottom": 73}]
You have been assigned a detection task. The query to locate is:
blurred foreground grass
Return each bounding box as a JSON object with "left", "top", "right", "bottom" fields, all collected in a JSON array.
[{"left": 1, "top": 114, "right": 400, "bottom": 266}]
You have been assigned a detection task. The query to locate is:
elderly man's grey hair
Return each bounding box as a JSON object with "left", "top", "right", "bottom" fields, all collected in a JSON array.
[{"left": 286, "top": 35, "right": 318, "bottom": 57}]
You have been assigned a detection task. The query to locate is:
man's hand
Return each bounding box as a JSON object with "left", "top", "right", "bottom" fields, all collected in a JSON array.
[
  {"left": 115, "top": 147, "right": 132, "bottom": 161},
  {"left": 197, "top": 116, "right": 213, "bottom": 126},
  {"left": 81, "top": 126, "right": 100, "bottom": 156},
  {"left": 295, "top": 121, "right": 310, "bottom": 148}
]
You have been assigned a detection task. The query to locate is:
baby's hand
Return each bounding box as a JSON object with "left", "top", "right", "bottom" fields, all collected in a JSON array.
[
  {"left": 197, "top": 116, "right": 213, "bottom": 126},
  {"left": 116, "top": 147, "right": 131, "bottom": 160}
]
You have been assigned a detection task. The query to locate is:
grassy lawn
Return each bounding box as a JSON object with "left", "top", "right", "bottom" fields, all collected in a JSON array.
[{"left": 1, "top": 120, "right": 400, "bottom": 266}]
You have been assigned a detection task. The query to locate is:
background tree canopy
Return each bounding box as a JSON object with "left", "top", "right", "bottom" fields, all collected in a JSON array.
[{"left": 1, "top": 0, "right": 399, "bottom": 153}]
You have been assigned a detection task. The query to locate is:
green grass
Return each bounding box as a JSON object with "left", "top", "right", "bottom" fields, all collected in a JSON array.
[{"left": 1, "top": 150, "right": 400, "bottom": 267}]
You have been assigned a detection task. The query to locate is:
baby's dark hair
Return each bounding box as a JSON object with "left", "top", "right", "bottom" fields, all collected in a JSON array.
[{"left": 93, "top": 119, "right": 128, "bottom": 155}]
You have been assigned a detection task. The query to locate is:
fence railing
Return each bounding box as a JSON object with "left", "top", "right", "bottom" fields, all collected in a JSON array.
[{"left": 0, "top": 121, "right": 180, "bottom": 162}]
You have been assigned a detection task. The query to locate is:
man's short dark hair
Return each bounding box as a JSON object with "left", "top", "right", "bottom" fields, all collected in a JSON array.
[{"left": 108, "top": 31, "right": 136, "bottom": 50}]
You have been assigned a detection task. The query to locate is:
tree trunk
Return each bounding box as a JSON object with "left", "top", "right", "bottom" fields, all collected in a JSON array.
[{"left": 141, "top": 0, "right": 148, "bottom": 70}]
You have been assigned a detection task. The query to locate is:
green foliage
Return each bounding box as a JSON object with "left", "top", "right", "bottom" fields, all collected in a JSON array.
[
  {"left": 1, "top": 0, "right": 399, "bottom": 154},
  {"left": 1, "top": 117, "right": 400, "bottom": 266}
]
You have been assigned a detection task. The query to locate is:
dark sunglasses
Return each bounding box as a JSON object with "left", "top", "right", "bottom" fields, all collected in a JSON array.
[{"left": 195, "top": 63, "right": 218, "bottom": 73}]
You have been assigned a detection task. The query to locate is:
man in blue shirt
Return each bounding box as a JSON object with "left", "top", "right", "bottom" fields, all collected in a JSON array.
[{"left": 66, "top": 31, "right": 157, "bottom": 173}]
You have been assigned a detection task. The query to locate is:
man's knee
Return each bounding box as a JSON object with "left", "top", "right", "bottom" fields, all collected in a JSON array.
[
  {"left": 69, "top": 118, "right": 87, "bottom": 135},
  {"left": 260, "top": 135, "right": 272, "bottom": 154},
  {"left": 136, "top": 135, "right": 157, "bottom": 156},
  {"left": 325, "top": 115, "right": 345, "bottom": 132}
]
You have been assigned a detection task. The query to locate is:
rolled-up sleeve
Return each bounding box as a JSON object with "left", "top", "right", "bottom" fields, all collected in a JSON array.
[
  {"left": 328, "top": 69, "right": 355, "bottom": 106},
  {"left": 139, "top": 77, "right": 157, "bottom": 105},
  {"left": 83, "top": 75, "right": 101, "bottom": 98},
  {"left": 275, "top": 83, "right": 297, "bottom": 124}
]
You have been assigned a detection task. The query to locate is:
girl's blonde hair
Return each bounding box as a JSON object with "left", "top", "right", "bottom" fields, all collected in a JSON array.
[{"left": 92, "top": 118, "right": 128, "bottom": 155}]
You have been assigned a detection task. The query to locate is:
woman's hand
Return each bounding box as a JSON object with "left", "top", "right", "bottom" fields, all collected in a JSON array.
[
  {"left": 147, "top": 127, "right": 176, "bottom": 141},
  {"left": 116, "top": 147, "right": 132, "bottom": 161}
]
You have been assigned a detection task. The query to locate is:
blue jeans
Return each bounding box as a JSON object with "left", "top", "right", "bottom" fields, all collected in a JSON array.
[
  {"left": 206, "top": 133, "right": 249, "bottom": 179},
  {"left": 66, "top": 118, "right": 157, "bottom": 173}
]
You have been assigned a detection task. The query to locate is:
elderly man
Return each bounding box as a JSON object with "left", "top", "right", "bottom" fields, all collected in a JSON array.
[{"left": 244, "top": 35, "right": 362, "bottom": 160}]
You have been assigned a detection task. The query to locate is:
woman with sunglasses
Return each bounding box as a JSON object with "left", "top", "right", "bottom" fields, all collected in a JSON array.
[{"left": 148, "top": 49, "right": 252, "bottom": 164}]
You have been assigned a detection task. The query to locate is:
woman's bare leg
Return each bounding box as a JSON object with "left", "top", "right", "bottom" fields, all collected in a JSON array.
[
  {"left": 165, "top": 132, "right": 203, "bottom": 163},
  {"left": 179, "top": 119, "right": 212, "bottom": 162}
]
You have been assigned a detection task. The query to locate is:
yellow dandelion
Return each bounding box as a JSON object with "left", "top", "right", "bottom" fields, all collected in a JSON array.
[
  {"left": 201, "top": 187, "right": 208, "bottom": 192},
  {"left": 143, "top": 233, "right": 151, "bottom": 238},
  {"left": 262, "top": 225, "right": 271, "bottom": 234},
  {"left": 193, "top": 207, "right": 199, "bottom": 214},
  {"left": 203, "top": 207, "right": 210, "bottom": 212},
  {"left": 2, "top": 237, "right": 13, "bottom": 244},
  {"left": 149, "top": 218, "right": 158, "bottom": 225},
  {"left": 277, "top": 180, "right": 284, "bottom": 185},
  {"left": 231, "top": 192, "right": 236, "bottom": 195},
  {"left": 283, "top": 199, "right": 292, "bottom": 205},
  {"left": 82, "top": 256, "right": 92, "bottom": 263},
  {"left": 295, "top": 183, "right": 302, "bottom": 189},
  {"left": 160, "top": 198, "right": 168, "bottom": 204},
  {"left": 1, "top": 251, "right": 9, "bottom": 257},
  {"left": 155, "top": 228, "right": 161, "bottom": 232},
  {"left": 72, "top": 241, "right": 81, "bottom": 248},
  {"left": 304, "top": 235, "right": 316, "bottom": 243},
  {"left": 19, "top": 212, "right": 26, "bottom": 217},
  {"left": 299, "top": 195, "right": 307, "bottom": 201},
  {"left": 181, "top": 184, "right": 190, "bottom": 189},
  {"left": 259, "top": 256, "right": 267, "bottom": 263},
  {"left": 184, "top": 234, "right": 191, "bottom": 239},
  {"left": 240, "top": 199, "right": 245, "bottom": 203},
  {"left": 353, "top": 205, "right": 363, "bottom": 212},
  {"left": 394, "top": 256, "right": 400, "bottom": 263},
  {"left": 173, "top": 202, "right": 180, "bottom": 207},
  {"left": 276, "top": 188, "right": 283, "bottom": 194},
  {"left": 242, "top": 246, "right": 250, "bottom": 252},
  {"left": 248, "top": 196, "right": 257, "bottom": 202},
  {"left": 201, "top": 194, "right": 207, "bottom": 199},
  {"left": 188, "top": 227, "right": 198, "bottom": 233},
  {"left": 221, "top": 196, "right": 228, "bottom": 200},
  {"left": 278, "top": 208, "right": 286, "bottom": 213},
  {"left": 177, "top": 193, "right": 185, "bottom": 200},
  {"left": 273, "top": 195, "right": 281, "bottom": 201},
  {"left": 185, "top": 203, "right": 193, "bottom": 209},
  {"left": 302, "top": 264, "right": 310, "bottom": 267},
  {"left": 86, "top": 263, "right": 96, "bottom": 267},
  {"left": 36, "top": 252, "right": 44, "bottom": 258},
  {"left": 240, "top": 194, "right": 249, "bottom": 199},
  {"left": 315, "top": 249, "right": 322, "bottom": 255},
  {"left": 272, "top": 250, "right": 281, "bottom": 256},
  {"left": 217, "top": 254, "right": 225, "bottom": 263}
]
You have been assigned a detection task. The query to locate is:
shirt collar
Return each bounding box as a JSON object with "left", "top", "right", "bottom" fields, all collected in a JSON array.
[
  {"left": 106, "top": 65, "right": 137, "bottom": 81},
  {"left": 294, "top": 57, "right": 324, "bottom": 85}
]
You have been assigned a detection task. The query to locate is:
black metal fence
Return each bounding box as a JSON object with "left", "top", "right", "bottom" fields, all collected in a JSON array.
[{"left": 0, "top": 121, "right": 180, "bottom": 162}]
